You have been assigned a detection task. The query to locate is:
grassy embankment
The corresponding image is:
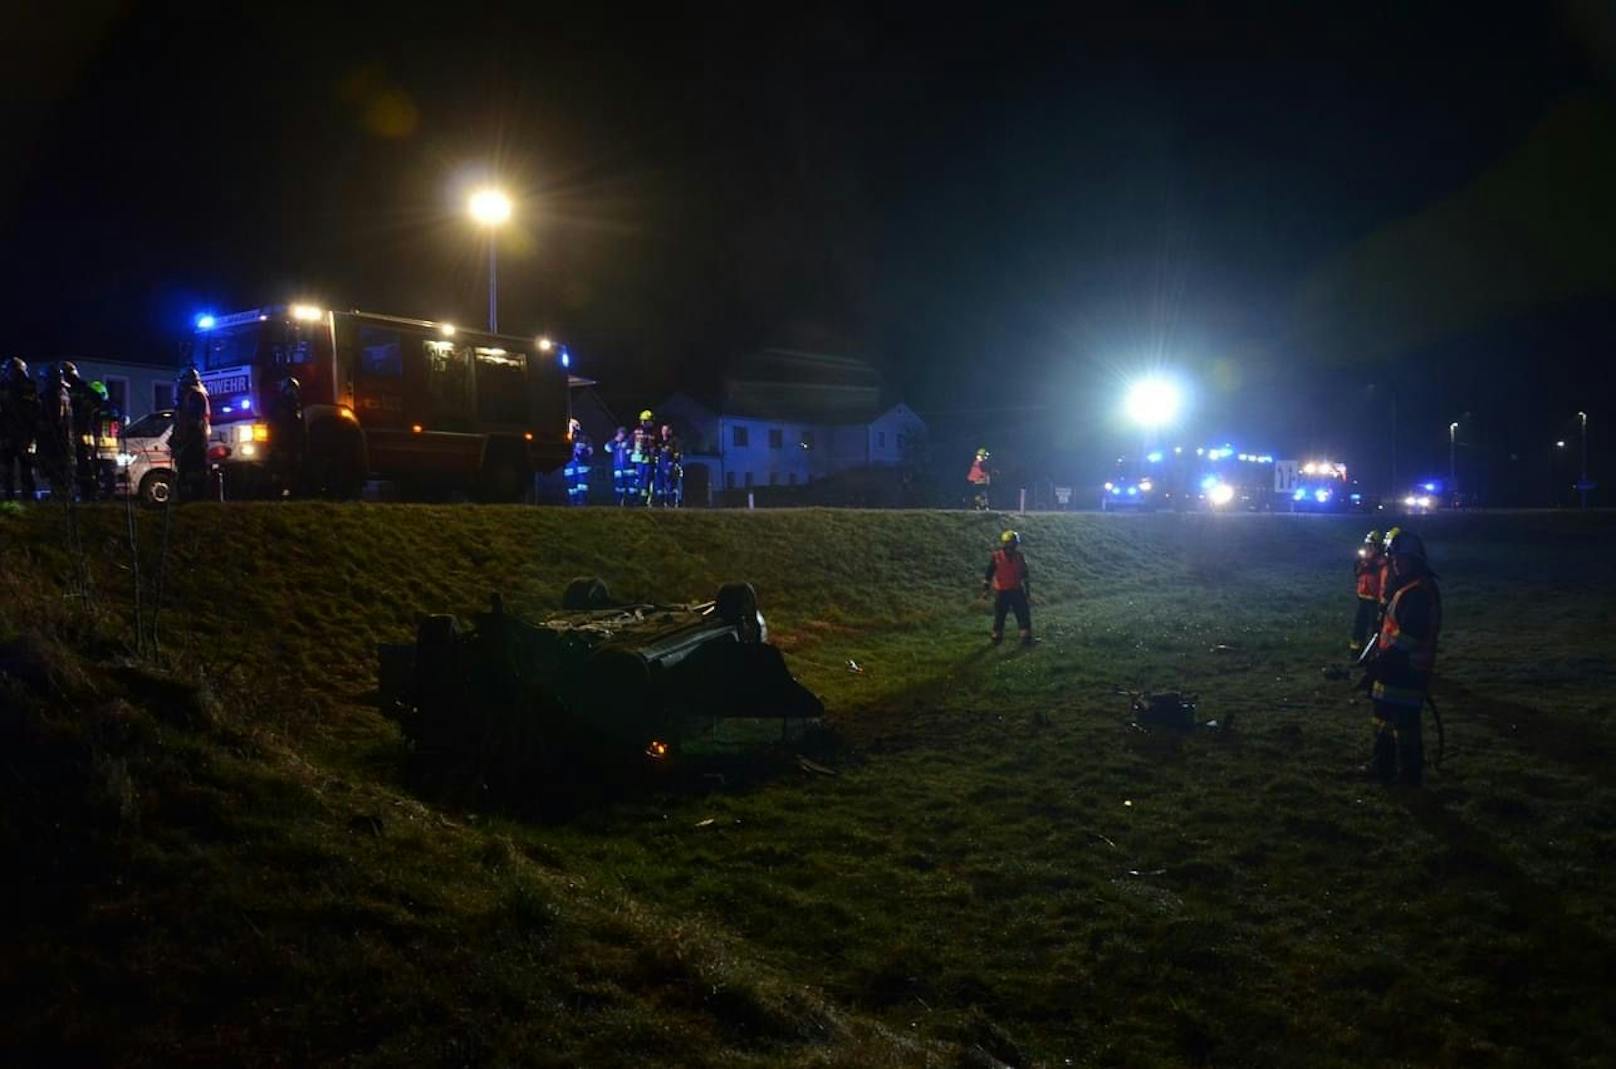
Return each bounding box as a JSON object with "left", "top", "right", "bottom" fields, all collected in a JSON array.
[{"left": 3, "top": 503, "right": 1614, "bottom": 1067}]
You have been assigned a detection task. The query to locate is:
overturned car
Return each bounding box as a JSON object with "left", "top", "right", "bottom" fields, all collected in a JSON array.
[{"left": 378, "top": 579, "right": 824, "bottom": 793}]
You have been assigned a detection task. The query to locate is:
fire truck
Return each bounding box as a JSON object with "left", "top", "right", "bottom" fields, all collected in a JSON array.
[{"left": 190, "top": 305, "right": 571, "bottom": 499}]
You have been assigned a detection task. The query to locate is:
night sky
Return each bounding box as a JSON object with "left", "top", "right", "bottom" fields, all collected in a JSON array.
[{"left": 5, "top": 4, "right": 1613, "bottom": 497}]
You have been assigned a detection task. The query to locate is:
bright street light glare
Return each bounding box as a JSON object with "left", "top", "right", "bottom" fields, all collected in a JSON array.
[
  {"left": 468, "top": 188, "right": 513, "bottom": 226},
  {"left": 1123, "top": 377, "right": 1183, "bottom": 428}
]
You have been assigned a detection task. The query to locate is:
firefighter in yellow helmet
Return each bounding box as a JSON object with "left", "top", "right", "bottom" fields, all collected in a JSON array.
[
  {"left": 629, "top": 409, "right": 656, "bottom": 506},
  {"left": 967, "top": 447, "right": 991, "bottom": 510},
  {"left": 981, "top": 529, "right": 1034, "bottom": 646},
  {"left": 1350, "top": 529, "right": 1384, "bottom": 655}
]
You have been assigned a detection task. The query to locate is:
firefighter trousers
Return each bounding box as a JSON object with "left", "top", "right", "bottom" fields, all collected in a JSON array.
[
  {"left": 992, "top": 589, "right": 1032, "bottom": 640},
  {"left": 1371, "top": 699, "right": 1424, "bottom": 787}
]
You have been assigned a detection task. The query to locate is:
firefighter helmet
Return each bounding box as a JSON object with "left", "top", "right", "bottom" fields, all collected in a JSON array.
[
  {"left": 59, "top": 360, "right": 79, "bottom": 379},
  {"left": 639, "top": 409, "right": 654, "bottom": 422},
  {"left": 280, "top": 376, "right": 300, "bottom": 393},
  {"left": 1386, "top": 529, "right": 1427, "bottom": 561},
  {"left": 1000, "top": 530, "right": 1020, "bottom": 546},
  {"left": 976, "top": 447, "right": 990, "bottom": 460},
  {"left": 178, "top": 366, "right": 201, "bottom": 386},
  {"left": 89, "top": 380, "right": 109, "bottom": 401},
  {"left": 5, "top": 356, "right": 26, "bottom": 379},
  {"left": 1363, "top": 529, "right": 1380, "bottom": 545},
  {"left": 1381, "top": 525, "right": 1401, "bottom": 550}
]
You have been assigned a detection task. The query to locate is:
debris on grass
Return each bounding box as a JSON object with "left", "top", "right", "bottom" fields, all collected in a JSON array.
[
  {"left": 846, "top": 659, "right": 864, "bottom": 674},
  {"left": 1086, "top": 830, "right": 1119, "bottom": 849},
  {"left": 797, "top": 755, "right": 838, "bottom": 776},
  {"left": 1210, "top": 643, "right": 1238, "bottom": 653},
  {"left": 695, "top": 818, "right": 717, "bottom": 828}
]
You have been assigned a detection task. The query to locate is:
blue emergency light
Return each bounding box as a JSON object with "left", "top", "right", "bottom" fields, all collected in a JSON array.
[
  {"left": 195, "top": 314, "right": 216, "bottom": 331},
  {"left": 1146, "top": 450, "right": 1163, "bottom": 463},
  {"left": 1315, "top": 488, "right": 1332, "bottom": 503}
]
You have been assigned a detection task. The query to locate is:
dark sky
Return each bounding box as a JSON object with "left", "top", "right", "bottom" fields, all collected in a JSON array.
[{"left": 5, "top": 3, "right": 1614, "bottom": 495}]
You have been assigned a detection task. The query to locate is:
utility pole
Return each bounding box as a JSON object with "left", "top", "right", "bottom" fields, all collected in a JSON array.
[{"left": 1579, "top": 410, "right": 1589, "bottom": 509}]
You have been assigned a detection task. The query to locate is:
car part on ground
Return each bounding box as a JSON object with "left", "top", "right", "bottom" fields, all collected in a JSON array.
[{"left": 377, "top": 578, "right": 823, "bottom": 797}]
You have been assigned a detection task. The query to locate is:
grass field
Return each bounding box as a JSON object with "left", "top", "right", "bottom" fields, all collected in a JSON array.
[{"left": 3, "top": 502, "right": 1615, "bottom": 1067}]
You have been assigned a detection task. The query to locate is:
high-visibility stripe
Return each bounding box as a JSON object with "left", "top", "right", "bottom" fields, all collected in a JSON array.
[{"left": 1372, "top": 681, "right": 1425, "bottom": 706}]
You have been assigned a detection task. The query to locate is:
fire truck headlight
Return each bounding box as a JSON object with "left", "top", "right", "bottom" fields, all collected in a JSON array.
[
  {"left": 240, "top": 443, "right": 257, "bottom": 458},
  {"left": 1293, "top": 488, "right": 1307, "bottom": 501},
  {"left": 1403, "top": 495, "right": 1417, "bottom": 507},
  {"left": 1418, "top": 495, "right": 1432, "bottom": 508},
  {"left": 1314, "top": 488, "right": 1332, "bottom": 503},
  {"left": 1209, "top": 482, "right": 1235, "bottom": 506},
  {"left": 236, "top": 424, "right": 253, "bottom": 443},
  {"left": 290, "top": 304, "right": 323, "bottom": 322},
  {"left": 116, "top": 453, "right": 134, "bottom": 467}
]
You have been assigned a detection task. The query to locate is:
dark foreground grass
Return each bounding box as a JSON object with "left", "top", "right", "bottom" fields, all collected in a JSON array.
[{"left": 3, "top": 503, "right": 1615, "bottom": 1067}]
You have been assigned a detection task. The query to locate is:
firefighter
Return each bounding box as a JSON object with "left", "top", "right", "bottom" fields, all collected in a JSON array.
[
  {"left": 563, "top": 419, "right": 592, "bottom": 506},
  {"left": 981, "top": 529, "right": 1035, "bottom": 647},
  {"left": 1350, "top": 529, "right": 1384, "bottom": 655},
  {"left": 967, "top": 447, "right": 991, "bottom": 510},
  {"left": 629, "top": 409, "right": 657, "bottom": 507},
  {"left": 1376, "top": 526, "right": 1402, "bottom": 624},
  {"left": 63, "top": 364, "right": 103, "bottom": 501},
  {"left": 38, "top": 363, "right": 75, "bottom": 499},
  {"left": 86, "top": 380, "right": 123, "bottom": 499},
  {"left": 606, "top": 426, "right": 631, "bottom": 505},
  {"left": 172, "top": 366, "right": 212, "bottom": 502},
  {"left": 1361, "top": 529, "right": 1442, "bottom": 786},
  {"left": 0, "top": 357, "right": 40, "bottom": 501},
  {"left": 266, "top": 375, "right": 305, "bottom": 496},
  {"left": 653, "top": 423, "right": 682, "bottom": 508}
]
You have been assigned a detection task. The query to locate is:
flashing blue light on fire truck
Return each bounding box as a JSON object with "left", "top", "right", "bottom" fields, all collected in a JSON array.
[{"left": 195, "top": 314, "right": 216, "bottom": 330}]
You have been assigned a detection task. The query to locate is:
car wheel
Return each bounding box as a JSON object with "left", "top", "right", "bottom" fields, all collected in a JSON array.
[
  {"left": 138, "top": 470, "right": 175, "bottom": 508},
  {"left": 715, "top": 581, "right": 761, "bottom": 643}
]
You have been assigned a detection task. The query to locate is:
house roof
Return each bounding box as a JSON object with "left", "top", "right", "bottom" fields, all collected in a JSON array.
[{"left": 719, "top": 348, "right": 885, "bottom": 424}]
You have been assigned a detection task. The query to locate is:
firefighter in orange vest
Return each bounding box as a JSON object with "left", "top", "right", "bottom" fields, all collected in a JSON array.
[
  {"left": 1375, "top": 526, "right": 1401, "bottom": 623},
  {"left": 1361, "top": 529, "right": 1441, "bottom": 786},
  {"left": 981, "top": 529, "right": 1034, "bottom": 646},
  {"left": 967, "top": 448, "right": 991, "bottom": 510},
  {"left": 1350, "top": 529, "right": 1384, "bottom": 654}
]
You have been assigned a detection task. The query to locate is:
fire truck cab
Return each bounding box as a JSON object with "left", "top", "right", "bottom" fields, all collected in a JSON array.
[{"left": 190, "top": 305, "right": 571, "bottom": 499}]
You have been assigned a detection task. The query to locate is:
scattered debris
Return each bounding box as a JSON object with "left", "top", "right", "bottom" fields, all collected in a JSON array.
[
  {"left": 1126, "top": 868, "right": 1168, "bottom": 877},
  {"left": 1210, "top": 643, "right": 1238, "bottom": 653},
  {"left": 796, "top": 755, "right": 838, "bottom": 776},
  {"left": 845, "top": 659, "right": 864, "bottom": 674},
  {"left": 1123, "top": 799, "right": 1133, "bottom": 807},
  {"left": 1086, "top": 830, "right": 1119, "bottom": 849},
  {"left": 1131, "top": 691, "right": 1199, "bottom": 728},
  {"left": 694, "top": 818, "right": 717, "bottom": 828}
]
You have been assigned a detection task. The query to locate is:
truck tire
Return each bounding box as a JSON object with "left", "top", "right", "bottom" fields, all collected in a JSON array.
[
  {"left": 478, "top": 443, "right": 529, "bottom": 503},
  {"left": 308, "top": 420, "right": 366, "bottom": 500},
  {"left": 562, "top": 576, "right": 612, "bottom": 610},
  {"left": 138, "top": 470, "right": 175, "bottom": 508},
  {"left": 715, "top": 582, "right": 761, "bottom": 644}
]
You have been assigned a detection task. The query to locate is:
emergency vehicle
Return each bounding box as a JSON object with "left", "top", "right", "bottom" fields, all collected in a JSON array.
[
  {"left": 114, "top": 408, "right": 177, "bottom": 506},
  {"left": 190, "top": 305, "right": 571, "bottom": 499},
  {"left": 1275, "top": 458, "right": 1350, "bottom": 512}
]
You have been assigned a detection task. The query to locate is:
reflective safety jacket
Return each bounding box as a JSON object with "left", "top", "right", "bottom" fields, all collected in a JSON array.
[
  {"left": 1355, "top": 549, "right": 1384, "bottom": 601},
  {"left": 985, "top": 548, "right": 1028, "bottom": 592},
  {"left": 967, "top": 458, "right": 990, "bottom": 485},
  {"left": 608, "top": 436, "right": 631, "bottom": 474},
  {"left": 630, "top": 424, "right": 656, "bottom": 464},
  {"left": 1372, "top": 573, "right": 1441, "bottom": 707}
]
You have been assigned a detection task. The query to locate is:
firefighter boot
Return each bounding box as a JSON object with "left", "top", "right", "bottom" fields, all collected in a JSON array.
[
  {"left": 990, "top": 630, "right": 1003, "bottom": 645},
  {"left": 1019, "top": 629, "right": 1035, "bottom": 648}
]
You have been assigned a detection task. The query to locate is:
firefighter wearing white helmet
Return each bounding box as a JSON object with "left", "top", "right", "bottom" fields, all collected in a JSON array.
[
  {"left": 966, "top": 447, "right": 992, "bottom": 510},
  {"left": 981, "top": 529, "right": 1035, "bottom": 647},
  {"left": 1361, "top": 529, "right": 1441, "bottom": 786}
]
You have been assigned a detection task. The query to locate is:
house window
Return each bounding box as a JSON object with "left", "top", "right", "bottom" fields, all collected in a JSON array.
[
  {"left": 897, "top": 433, "right": 907, "bottom": 450},
  {"left": 877, "top": 431, "right": 886, "bottom": 448},
  {"left": 769, "top": 428, "right": 783, "bottom": 449},
  {"left": 732, "top": 425, "right": 749, "bottom": 448},
  {"left": 744, "top": 471, "right": 754, "bottom": 488},
  {"left": 153, "top": 382, "right": 176, "bottom": 411},
  {"left": 102, "top": 376, "right": 129, "bottom": 415},
  {"left": 726, "top": 471, "right": 736, "bottom": 489}
]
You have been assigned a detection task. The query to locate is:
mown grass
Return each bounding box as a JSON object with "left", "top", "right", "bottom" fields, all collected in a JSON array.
[{"left": 3, "top": 503, "right": 1615, "bottom": 1067}]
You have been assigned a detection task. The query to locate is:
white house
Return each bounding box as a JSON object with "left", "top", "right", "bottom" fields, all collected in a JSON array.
[
  {"left": 658, "top": 384, "right": 927, "bottom": 504},
  {"left": 38, "top": 357, "right": 181, "bottom": 421}
]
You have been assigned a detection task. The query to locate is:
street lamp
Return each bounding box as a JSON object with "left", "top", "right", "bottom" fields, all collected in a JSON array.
[
  {"left": 1448, "top": 421, "right": 1459, "bottom": 498},
  {"left": 1578, "top": 410, "right": 1589, "bottom": 509},
  {"left": 468, "top": 188, "right": 513, "bottom": 332}
]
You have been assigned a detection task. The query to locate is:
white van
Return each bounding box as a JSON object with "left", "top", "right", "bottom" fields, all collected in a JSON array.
[{"left": 115, "top": 409, "right": 177, "bottom": 506}]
